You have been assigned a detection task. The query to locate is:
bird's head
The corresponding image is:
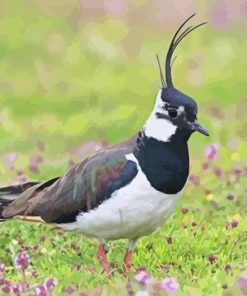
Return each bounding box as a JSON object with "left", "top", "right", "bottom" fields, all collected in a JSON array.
[{"left": 144, "top": 14, "right": 209, "bottom": 143}]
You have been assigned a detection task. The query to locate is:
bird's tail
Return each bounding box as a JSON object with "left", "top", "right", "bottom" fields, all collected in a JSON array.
[{"left": 0, "top": 182, "right": 40, "bottom": 220}]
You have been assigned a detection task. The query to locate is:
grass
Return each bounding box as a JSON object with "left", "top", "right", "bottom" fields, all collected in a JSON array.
[
  {"left": 1, "top": 154, "right": 247, "bottom": 295},
  {"left": 1, "top": 0, "right": 247, "bottom": 295}
]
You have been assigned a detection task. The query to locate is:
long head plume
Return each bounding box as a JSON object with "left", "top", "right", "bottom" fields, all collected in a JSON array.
[{"left": 164, "top": 14, "right": 207, "bottom": 89}]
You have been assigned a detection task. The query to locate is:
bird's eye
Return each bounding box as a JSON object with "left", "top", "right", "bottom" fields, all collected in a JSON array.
[{"left": 168, "top": 109, "right": 178, "bottom": 118}]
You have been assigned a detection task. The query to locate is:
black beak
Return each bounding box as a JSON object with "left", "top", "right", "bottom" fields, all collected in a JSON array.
[{"left": 189, "top": 120, "right": 209, "bottom": 136}]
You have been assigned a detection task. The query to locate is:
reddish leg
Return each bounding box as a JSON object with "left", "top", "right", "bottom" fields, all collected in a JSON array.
[
  {"left": 123, "top": 249, "right": 133, "bottom": 276},
  {"left": 97, "top": 243, "right": 111, "bottom": 278}
]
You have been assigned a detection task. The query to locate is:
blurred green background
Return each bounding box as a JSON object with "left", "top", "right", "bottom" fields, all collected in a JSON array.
[{"left": 0, "top": 0, "right": 247, "bottom": 184}]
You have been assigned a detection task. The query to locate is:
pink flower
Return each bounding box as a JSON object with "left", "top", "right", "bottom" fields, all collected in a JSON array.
[
  {"left": 160, "top": 277, "right": 179, "bottom": 293},
  {"left": 11, "top": 283, "right": 22, "bottom": 295},
  {"left": 202, "top": 162, "right": 209, "bottom": 170},
  {"left": 44, "top": 277, "right": 57, "bottom": 291},
  {"left": 134, "top": 270, "right": 151, "bottom": 286},
  {"left": 15, "top": 253, "right": 29, "bottom": 270},
  {"left": 231, "top": 219, "right": 239, "bottom": 228},
  {"left": 189, "top": 174, "right": 200, "bottom": 186},
  {"left": 208, "top": 254, "right": 217, "bottom": 264},
  {"left": 65, "top": 285, "right": 76, "bottom": 294},
  {"left": 0, "top": 264, "right": 5, "bottom": 275},
  {"left": 31, "top": 271, "right": 39, "bottom": 278},
  {"left": 34, "top": 285, "right": 48, "bottom": 296},
  {"left": 204, "top": 143, "right": 219, "bottom": 160},
  {"left": 236, "top": 271, "right": 247, "bottom": 295},
  {"left": 2, "top": 284, "right": 12, "bottom": 294},
  {"left": 214, "top": 167, "right": 222, "bottom": 177},
  {"left": 39, "top": 235, "right": 46, "bottom": 242},
  {"left": 18, "top": 174, "right": 28, "bottom": 184}
]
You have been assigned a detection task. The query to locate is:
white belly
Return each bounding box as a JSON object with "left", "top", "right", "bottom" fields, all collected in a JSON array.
[{"left": 59, "top": 154, "right": 183, "bottom": 240}]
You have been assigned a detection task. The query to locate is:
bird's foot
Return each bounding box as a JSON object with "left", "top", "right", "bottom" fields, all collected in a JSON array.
[
  {"left": 123, "top": 249, "right": 132, "bottom": 277},
  {"left": 97, "top": 243, "right": 112, "bottom": 279}
]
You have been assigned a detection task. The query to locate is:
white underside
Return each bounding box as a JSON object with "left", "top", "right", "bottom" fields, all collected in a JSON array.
[{"left": 58, "top": 154, "right": 183, "bottom": 240}]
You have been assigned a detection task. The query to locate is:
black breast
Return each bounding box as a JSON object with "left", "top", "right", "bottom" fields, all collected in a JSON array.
[{"left": 134, "top": 135, "right": 189, "bottom": 194}]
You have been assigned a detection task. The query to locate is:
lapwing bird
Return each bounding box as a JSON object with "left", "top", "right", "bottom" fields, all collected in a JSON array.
[{"left": 0, "top": 14, "right": 209, "bottom": 277}]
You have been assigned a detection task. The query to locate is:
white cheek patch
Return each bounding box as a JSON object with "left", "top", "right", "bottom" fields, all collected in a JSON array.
[
  {"left": 178, "top": 106, "right": 185, "bottom": 113},
  {"left": 143, "top": 90, "right": 177, "bottom": 142}
]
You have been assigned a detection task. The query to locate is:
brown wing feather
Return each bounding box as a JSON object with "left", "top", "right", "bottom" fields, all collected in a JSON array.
[{"left": 2, "top": 134, "right": 138, "bottom": 223}]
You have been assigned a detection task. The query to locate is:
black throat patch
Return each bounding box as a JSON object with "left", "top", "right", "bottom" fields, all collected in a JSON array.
[{"left": 134, "top": 133, "right": 189, "bottom": 194}]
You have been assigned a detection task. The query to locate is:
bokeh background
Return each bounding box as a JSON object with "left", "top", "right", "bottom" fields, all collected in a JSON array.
[
  {"left": 1, "top": 1, "right": 247, "bottom": 295},
  {"left": 0, "top": 0, "right": 247, "bottom": 185}
]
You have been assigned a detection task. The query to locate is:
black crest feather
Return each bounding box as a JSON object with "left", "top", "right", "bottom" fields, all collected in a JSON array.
[{"left": 165, "top": 14, "right": 207, "bottom": 88}]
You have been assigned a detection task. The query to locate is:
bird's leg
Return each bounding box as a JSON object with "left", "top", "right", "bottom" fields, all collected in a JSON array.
[
  {"left": 96, "top": 242, "right": 111, "bottom": 278},
  {"left": 123, "top": 239, "right": 137, "bottom": 276}
]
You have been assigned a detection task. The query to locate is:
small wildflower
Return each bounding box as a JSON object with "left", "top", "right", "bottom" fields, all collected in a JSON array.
[
  {"left": 224, "top": 264, "right": 232, "bottom": 274},
  {"left": 189, "top": 174, "right": 200, "bottom": 186},
  {"left": 39, "top": 235, "right": 46, "bottom": 242},
  {"left": 202, "top": 162, "right": 209, "bottom": 170},
  {"left": 214, "top": 167, "right": 222, "bottom": 177},
  {"left": 166, "top": 237, "right": 173, "bottom": 244},
  {"left": 227, "top": 194, "right": 235, "bottom": 201},
  {"left": 31, "top": 271, "right": 39, "bottom": 278},
  {"left": 12, "top": 239, "right": 18, "bottom": 246},
  {"left": 29, "top": 164, "right": 39, "bottom": 174},
  {"left": 204, "top": 143, "right": 219, "bottom": 160},
  {"left": 33, "top": 244, "right": 39, "bottom": 251},
  {"left": 65, "top": 284, "right": 76, "bottom": 294},
  {"left": 44, "top": 277, "right": 57, "bottom": 291},
  {"left": 70, "top": 242, "right": 77, "bottom": 250},
  {"left": 11, "top": 283, "right": 22, "bottom": 295},
  {"left": 208, "top": 254, "right": 217, "bottom": 264},
  {"left": 35, "top": 155, "right": 44, "bottom": 163},
  {"left": 231, "top": 219, "right": 239, "bottom": 228},
  {"left": 2, "top": 284, "right": 12, "bottom": 294},
  {"left": 134, "top": 270, "right": 151, "bottom": 286},
  {"left": 18, "top": 174, "right": 28, "bottom": 184},
  {"left": 73, "top": 264, "right": 81, "bottom": 271},
  {"left": 160, "top": 277, "right": 179, "bottom": 293},
  {"left": 15, "top": 253, "right": 29, "bottom": 270},
  {"left": 181, "top": 208, "right": 188, "bottom": 214},
  {"left": 236, "top": 271, "right": 247, "bottom": 295},
  {"left": 34, "top": 284, "right": 48, "bottom": 296},
  {"left": 206, "top": 193, "right": 214, "bottom": 201},
  {"left": 0, "top": 264, "right": 5, "bottom": 275},
  {"left": 0, "top": 278, "right": 6, "bottom": 285},
  {"left": 41, "top": 248, "right": 47, "bottom": 254}
]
